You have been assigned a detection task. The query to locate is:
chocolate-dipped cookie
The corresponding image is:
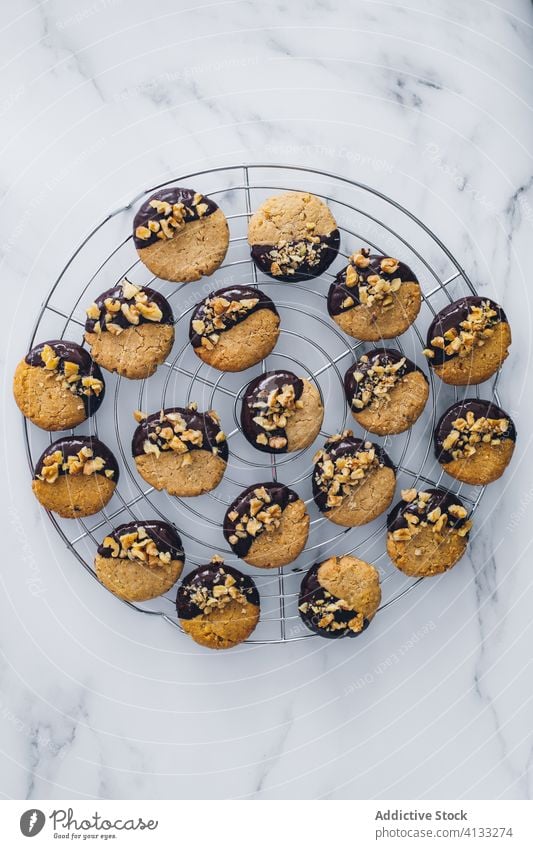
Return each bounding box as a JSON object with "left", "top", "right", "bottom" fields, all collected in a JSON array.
[
  {"left": 241, "top": 370, "right": 323, "bottom": 453},
  {"left": 344, "top": 348, "right": 429, "bottom": 436},
  {"left": 189, "top": 285, "right": 280, "bottom": 372},
  {"left": 132, "top": 404, "right": 227, "bottom": 497},
  {"left": 248, "top": 191, "right": 339, "bottom": 282},
  {"left": 435, "top": 398, "right": 516, "bottom": 485},
  {"left": 133, "top": 187, "right": 229, "bottom": 282},
  {"left": 313, "top": 432, "right": 396, "bottom": 527},
  {"left": 223, "top": 482, "right": 309, "bottom": 568},
  {"left": 13, "top": 340, "right": 105, "bottom": 431},
  {"left": 387, "top": 487, "right": 472, "bottom": 577},
  {"left": 32, "top": 435, "right": 118, "bottom": 518},
  {"left": 84, "top": 278, "right": 174, "bottom": 379},
  {"left": 176, "top": 557, "right": 260, "bottom": 649},
  {"left": 298, "top": 555, "right": 381, "bottom": 639},
  {"left": 423, "top": 296, "right": 511, "bottom": 385},
  {"left": 95, "top": 520, "right": 184, "bottom": 601},
  {"left": 328, "top": 249, "right": 421, "bottom": 340}
]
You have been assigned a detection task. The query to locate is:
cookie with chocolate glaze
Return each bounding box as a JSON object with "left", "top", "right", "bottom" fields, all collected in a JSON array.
[
  {"left": 132, "top": 404, "right": 227, "bottom": 497},
  {"left": 13, "top": 340, "right": 105, "bottom": 431},
  {"left": 133, "top": 187, "right": 229, "bottom": 282},
  {"left": 424, "top": 296, "right": 511, "bottom": 385},
  {"left": 241, "top": 370, "right": 323, "bottom": 453},
  {"left": 223, "top": 482, "right": 309, "bottom": 568},
  {"left": 435, "top": 398, "right": 516, "bottom": 485},
  {"left": 387, "top": 487, "right": 471, "bottom": 577},
  {"left": 95, "top": 520, "right": 184, "bottom": 601},
  {"left": 176, "top": 557, "right": 260, "bottom": 649},
  {"left": 328, "top": 249, "right": 421, "bottom": 340},
  {"left": 313, "top": 432, "right": 396, "bottom": 527},
  {"left": 298, "top": 555, "right": 381, "bottom": 639},
  {"left": 344, "top": 348, "right": 429, "bottom": 436},
  {"left": 248, "top": 191, "right": 340, "bottom": 282},
  {"left": 84, "top": 278, "right": 174, "bottom": 379},
  {"left": 32, "top": 435, "right": 118, "bottom": 518},
  {"left": 190, "top": 285, "right": 280, "bottom": 372}
]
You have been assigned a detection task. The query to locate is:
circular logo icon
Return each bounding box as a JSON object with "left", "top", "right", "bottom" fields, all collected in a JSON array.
[{"left": 20, "top": 810, "right": 46, "bottom": 837}]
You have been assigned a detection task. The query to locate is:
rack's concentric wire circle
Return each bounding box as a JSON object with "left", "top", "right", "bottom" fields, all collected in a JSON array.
[{"left": 22, "top": 164, "right": 497, "bottom": 644}]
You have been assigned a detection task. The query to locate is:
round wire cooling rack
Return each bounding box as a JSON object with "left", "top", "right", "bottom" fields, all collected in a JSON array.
[{"left": 22, "top": 164, "right": 500, "bottom": 645}]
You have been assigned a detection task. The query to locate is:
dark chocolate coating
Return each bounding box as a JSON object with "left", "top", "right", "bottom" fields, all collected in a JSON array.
[
  {"left": 131, "top": 407, "right": 228, "bottom": 462},
  {"left": 298, "top": 563, "right": 370, "bottom": 639},
  {"left": 133, "top": 187, "right": 218, "bottom": 249},
  {"left": 223, "top": 482, "right": 299, "bottom": 558},
  {"left": 387, "top": 487, "right": 469, "bottom": 533},
  {"left": 434, "top": 398, "right": 516, "bottom": 464},
  {"left": 344, "top": 347, "right": 425, "bottom": 410},
  {"left": 189, "top": 285, "right": 279, "bottom": 348},
  {"left": 312, "top": 435, "right": 395, "bottom": 514},
  {"left": 426, "top": 296, "right": 507, "bottom": 366},
  {"left": 98, "top": 520, "right": 183, "bottom": 561},
  {"left": 240, "top": 370, "right": 304, "bottom": 455},
  {"left": 25, "top": 340, "right": 105, "bottom": 417},
  {"left": 250, "top": 229, "right": 340, "bottom": 283},
  {"left": 33, "top": 435, "right": 119, "bottom": 481},
  {"left": 176, "top": 563, "right": 259, "bottom": 621},
  {"left": 328, "top": 254, "right": 418, "bottom": 316},
  {"left": 85, "top": 284, "right": 173, "bottom": 334}
]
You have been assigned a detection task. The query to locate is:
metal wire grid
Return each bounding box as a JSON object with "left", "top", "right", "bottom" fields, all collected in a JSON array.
[{"left": 22, "top": 164, "right": 497, "bottom": 644}]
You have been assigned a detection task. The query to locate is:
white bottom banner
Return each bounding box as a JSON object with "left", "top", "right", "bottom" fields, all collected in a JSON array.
[{"left": 1, "top": 799, "right": 531, "bottom": 847}]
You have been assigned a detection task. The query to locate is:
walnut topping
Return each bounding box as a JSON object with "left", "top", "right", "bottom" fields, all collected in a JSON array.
[
  {"left": 267, "top": 237, "right": 326, "bottom": 277},
  {"left": 251, "top": 381, "right": 303, "bottom": 450},
  {"left": 193, "top": 295, "right": 260, "bottom": 347},
  {"left": 299, "top": 590, "right": 364, "bottom": 633},
  {"left": 356, "top": 269, "right": 402, "bottom": 309},
  {"left": 350, "top": 247, "right": 371, "bottom": 268},
  {"left": 137, "top": 193, "right": 209, "bottom": 243},
  {"left": 442, "top": 411, "right": 510, "bottom": 460},
  {"left": 314, "top": 438, "right": 381, "bottom": 509},
  {"left": 188, "top": 568, "right": 249, "bottom": 614},
  {"left": 141, "top": 412, "right": 207, "bottom": 457},
  {"left": 424, "top": 300, "right": 500, "bottom": 360},
  {"left": 38, "top": 344, "right": 103, "bottom": 398},
  {"left": 380, "top": 257, "right": 400, "bottom": 274},
  {"left": 229, "top": 487, "right": 283, "bottom": 546},
  {"left": 350, "top": 354, "right": 408, "bottom": 410},
  {"left": 37, "top": 446, "right": 113, "bottom": 483},
  {"left": 390, "top": 490, "right": 470, "bottom": 542},
  {"left": 86, "top": 278, "right": 163, "bottom": 335},
  {"left": 103, "top": 526, "right": 176, "bottom": 566}
]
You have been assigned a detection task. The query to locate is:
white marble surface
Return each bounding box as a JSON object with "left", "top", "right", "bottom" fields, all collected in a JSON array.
[{"left": 1, "top": 0, "right": 533, "bottom": 801}]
